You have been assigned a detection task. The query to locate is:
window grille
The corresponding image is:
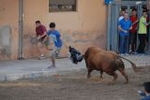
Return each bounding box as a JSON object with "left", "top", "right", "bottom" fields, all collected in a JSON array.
[{"left": 49, "top": 0, "right": 77, "bottom": 12}]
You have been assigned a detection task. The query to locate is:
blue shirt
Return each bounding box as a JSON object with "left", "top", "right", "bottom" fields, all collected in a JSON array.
[
  {"left": 142, "top": 95, "right": 150, "bottom": 100},
  {"left": 47, "top": 30, "right": 62, "bottom": 48},
  {"left": 119, "top": 18, "right": 132, "bottom": 36}
]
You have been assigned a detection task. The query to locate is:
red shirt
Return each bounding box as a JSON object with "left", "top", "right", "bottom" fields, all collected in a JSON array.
[
  {"left": 130, "top": 15, "right": 138, "bottom": 33},
  {"left": 36, "top": 25, "right": 47, "bottom": 36}
]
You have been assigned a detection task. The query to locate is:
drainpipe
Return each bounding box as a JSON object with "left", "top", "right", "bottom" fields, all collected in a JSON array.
[
  {"left": 18, "top": 0, "right": 24, "bottom": 60},
  {"left": 107, "top": 3, "right": 111, "bottom": 50}
]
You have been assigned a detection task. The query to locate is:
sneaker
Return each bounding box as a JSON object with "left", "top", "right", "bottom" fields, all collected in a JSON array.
[
  {"left": 125, "top": 53, "right": 129, "bottom": 56},
  {"left": 38, "top": 56, "right": 45, "bottom": 60},
  {"left": 134, "top": 52, "right": 139, "bottom": 55},
  {"left": 140, "top": 53, "right": 146, "bottom": 56},
  {"left": 47, "top": 65, "right": 56, "bottom": 69},
  {"left": 120, "top": 54, "right": 125, "bottom": 56},
  {"left": 130, "top": 52, "right": 136, "bottom": 55},
  {"left": 136, "top": 52, "right": 145, "bottom": 56},
  {"left": 129, "top": 50, "right": 132, "bottom": 53}
]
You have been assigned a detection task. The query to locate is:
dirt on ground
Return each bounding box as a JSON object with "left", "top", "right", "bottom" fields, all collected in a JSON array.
[{"left": 0, "top": 66, "right": 150, "bottom": 100}]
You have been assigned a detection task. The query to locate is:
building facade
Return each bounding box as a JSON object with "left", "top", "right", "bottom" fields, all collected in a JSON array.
[{"left": 0, "top": 0, "right": 107, "bottom": 60}]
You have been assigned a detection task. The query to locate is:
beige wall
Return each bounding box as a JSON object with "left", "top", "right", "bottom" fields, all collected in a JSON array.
[
  {"left": 0, "top": 0, "right": 107, "bottom": 60},
  {"left": 0, "top": 0, "right": 19, "bottom": 60}
]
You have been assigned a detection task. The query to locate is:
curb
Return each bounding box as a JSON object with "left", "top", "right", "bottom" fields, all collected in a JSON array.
[
  {"left": 0, "top": 71, "right": 57, "bottom": 82},
  {"left": 0, "top": 68, "right": 85, "bottom": 82}
]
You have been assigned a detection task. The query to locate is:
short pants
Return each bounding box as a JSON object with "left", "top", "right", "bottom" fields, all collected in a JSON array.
[
  {"left": 38, "top": 38, "right": 50, "bottom": 46},
  {"left": 50, "top": 47, "right": 62, "bottom": 58}
]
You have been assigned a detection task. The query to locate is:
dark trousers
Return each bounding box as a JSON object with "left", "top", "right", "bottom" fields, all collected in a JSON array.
[
  {"left": 137, "top": 34, "right": 147, "bottom": 53},
  {"left": 129, "top": 32, "right": 137, "bottom": 52}
]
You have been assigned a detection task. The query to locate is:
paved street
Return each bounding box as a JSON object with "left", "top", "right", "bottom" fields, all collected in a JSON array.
[{"left": 0, "top": 55, "right": 150, "bottom": 81}]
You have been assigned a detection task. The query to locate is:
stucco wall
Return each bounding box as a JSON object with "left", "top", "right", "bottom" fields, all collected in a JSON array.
[
  {"left": 0, "top": 0, "right": 107, "bottom": 60},
  {"left": 23, "top": 0, "right": 107, "bottom": 58},
  {"left": 0, "top": 0, "right": 19, "bottom": 60}
]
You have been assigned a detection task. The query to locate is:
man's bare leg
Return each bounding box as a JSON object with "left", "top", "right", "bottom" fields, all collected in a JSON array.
[
  {"left": 48, "top": 57, "right": 56, "bottom": 68},
  {"left": 37, "top": 42, "right": 45, "bottom": 60}
]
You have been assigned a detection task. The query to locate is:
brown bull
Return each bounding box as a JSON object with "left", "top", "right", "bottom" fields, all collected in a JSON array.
[{"left": 84, "top": 47, "right": 137, "bottom": 84}]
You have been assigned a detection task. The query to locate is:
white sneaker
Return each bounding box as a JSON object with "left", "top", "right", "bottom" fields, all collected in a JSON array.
[
  {"left": 125, "top": 53, "right": 129, "bottom": 56},
  {"left": 38, "top": 56, "right": 45, "bottom": 60},
  {"left": 120, "top": 54, "right": 125, "bottom": 56}
]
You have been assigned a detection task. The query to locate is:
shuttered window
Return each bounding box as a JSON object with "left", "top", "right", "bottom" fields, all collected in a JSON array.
[{"left": 49, "top": 0, "right": 77, "bottom": 12}]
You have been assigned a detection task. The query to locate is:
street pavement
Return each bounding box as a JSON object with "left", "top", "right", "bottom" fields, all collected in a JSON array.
[{"left": 0, "top": 55, "right": 150, "bottom": 82}]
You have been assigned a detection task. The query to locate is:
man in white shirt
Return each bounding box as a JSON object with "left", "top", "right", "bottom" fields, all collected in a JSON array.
[{"left": 119, "top": 10, "right": 126, "bottom": 21}]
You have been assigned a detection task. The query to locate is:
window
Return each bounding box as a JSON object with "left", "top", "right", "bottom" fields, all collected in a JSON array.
[{"left": 49, "top": 0, "right": 77, "bottom": 12}]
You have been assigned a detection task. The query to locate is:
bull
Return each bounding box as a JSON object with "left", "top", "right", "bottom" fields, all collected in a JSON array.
[{"left": 69, "top": 46, "right": 137, "bottom": 84}]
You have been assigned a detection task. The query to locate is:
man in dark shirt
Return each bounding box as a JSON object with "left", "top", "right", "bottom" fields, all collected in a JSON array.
[
  {"left": 129, "top": 9, "right": 138, "bottom": 54},
  {"left": 35, "top": 20, "right": 48, "bottom": 60}
]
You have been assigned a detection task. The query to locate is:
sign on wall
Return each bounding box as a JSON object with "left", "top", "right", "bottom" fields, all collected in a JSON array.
[{"left": 105, "top": 0, "right": 113, "bottom": 4}]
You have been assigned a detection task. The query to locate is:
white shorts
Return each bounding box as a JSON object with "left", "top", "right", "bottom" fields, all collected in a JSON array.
[{"left": 50, "top": 47, "right": 61, "bottom": 57}]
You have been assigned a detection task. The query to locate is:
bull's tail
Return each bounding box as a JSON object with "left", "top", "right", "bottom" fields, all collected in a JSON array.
[{"left": 119, "top": 56, "right": 137, "bottom": 72}]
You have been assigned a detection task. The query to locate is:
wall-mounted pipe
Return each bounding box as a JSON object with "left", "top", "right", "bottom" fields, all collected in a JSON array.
[{"left": 18, "top": 0, "right": 24, "bottom": 60}]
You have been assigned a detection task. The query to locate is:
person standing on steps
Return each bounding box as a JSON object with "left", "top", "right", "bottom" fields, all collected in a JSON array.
[
  {"left": 137, "top": 11, "right": 150, "bottom": 54},
  {"left": 118, "top": 13, "right": 132, "bottom": 55},
  {"left": 129, "top": 9, "right": 138, "bottom": 54}
]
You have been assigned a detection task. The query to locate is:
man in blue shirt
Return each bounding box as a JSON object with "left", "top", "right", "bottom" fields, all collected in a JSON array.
[
  {"left": 118, "top": 13, "right": 132, "bottom": 55},
  {"left": 47, "top": 22, "right": 63, "bottom": 68}
]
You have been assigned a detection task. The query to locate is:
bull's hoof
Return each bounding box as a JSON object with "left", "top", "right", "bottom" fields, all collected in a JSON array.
[
  {"left": 100, "top": 77, "right": 104, "bottom": 80},
  {"left": 87, "top": 77, "right": 104, "bottom": 83},
  {"left": 99, "top": 78, "right": 104, "bottom": 82},
  {"left": 87, "top": 75, "right": 91, "bottom": 79}
]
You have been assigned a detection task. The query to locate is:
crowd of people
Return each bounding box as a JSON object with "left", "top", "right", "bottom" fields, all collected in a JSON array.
[
  {"left": 118, "top": 10, "right": 150, "bottom": 100},
  {"left": 118, "top": 8, "right": 149, "bottom": 56}
]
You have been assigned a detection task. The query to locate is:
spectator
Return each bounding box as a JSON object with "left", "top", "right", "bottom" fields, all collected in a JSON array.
[
  {"left": 118, "top": 13, "right": 132, "bottom": 55},
  {"left": 137, "top": 11, "right": 150, "bottom": 54},
  {"left": 129, "top": 9, "right": 138, "bottom": 54},
  {"left": 119, "top": 9, "right": 126, "bottom": 21}
]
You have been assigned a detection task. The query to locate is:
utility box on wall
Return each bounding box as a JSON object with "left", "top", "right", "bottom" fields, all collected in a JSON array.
[{"left": 0, "top": 25, "right": 11, "bottom": 60}]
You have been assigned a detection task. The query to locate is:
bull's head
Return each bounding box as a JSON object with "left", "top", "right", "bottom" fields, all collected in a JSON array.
[{"left": 69, "top": 46, "right": 83, "bottom": 64}]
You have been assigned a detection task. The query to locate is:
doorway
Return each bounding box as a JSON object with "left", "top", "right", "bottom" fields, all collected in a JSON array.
[{"left": 107, "top": 1, "right": 150, "bottom": 54}]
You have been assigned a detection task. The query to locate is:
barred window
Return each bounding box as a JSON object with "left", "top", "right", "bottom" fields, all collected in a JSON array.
[{"left": 49, "top": 0, "right": 77, "bottom": 12}]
